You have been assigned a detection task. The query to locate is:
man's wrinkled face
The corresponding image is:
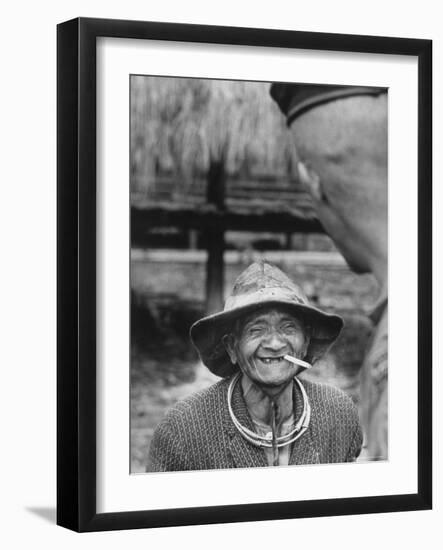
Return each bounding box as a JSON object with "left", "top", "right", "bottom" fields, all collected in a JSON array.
[{"left": 225, "top": 306, "right": 310, "bottom": 388}]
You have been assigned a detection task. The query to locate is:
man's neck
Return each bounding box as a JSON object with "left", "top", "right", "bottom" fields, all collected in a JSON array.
[{"left": 241, "top": 375, "right": 294, "bottom": 430}]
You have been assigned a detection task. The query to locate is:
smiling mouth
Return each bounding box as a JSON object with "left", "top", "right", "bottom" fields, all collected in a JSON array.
[{"left": 257, "top": 356, "right": 287, "bottom": 365}]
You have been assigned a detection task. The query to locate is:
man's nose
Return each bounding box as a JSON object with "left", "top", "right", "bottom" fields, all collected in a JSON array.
[{"left": 262, "top": 330, "right": 286, "bottom": 350}]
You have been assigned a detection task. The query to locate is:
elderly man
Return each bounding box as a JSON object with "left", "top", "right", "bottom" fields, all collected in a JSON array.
[
  {"left": 270, "top": 83, "right": 388, "bottom": 461},
  {"left": 147, "top": 261, "right": 362, "bottom": 471}
]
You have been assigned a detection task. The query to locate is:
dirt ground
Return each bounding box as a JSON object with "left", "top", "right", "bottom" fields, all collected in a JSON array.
[{"left": 130, "top": 254, "right": 378, "bottom": 472}]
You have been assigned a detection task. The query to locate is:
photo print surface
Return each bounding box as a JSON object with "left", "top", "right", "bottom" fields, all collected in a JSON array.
[{"left": 129, "top": 75, "right": 388, "bottom": 473}]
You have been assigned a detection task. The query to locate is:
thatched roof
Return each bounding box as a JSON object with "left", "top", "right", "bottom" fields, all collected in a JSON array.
[
  {"left": 130, "top": 76, "right": 319, "bottom": 225},
  {"left": 131, "top": 76, "right": 300, "bottom": 187}
]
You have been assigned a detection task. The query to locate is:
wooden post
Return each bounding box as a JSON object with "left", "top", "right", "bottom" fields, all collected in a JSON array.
[
  {"left": 205, "top": 229, "right": 225, "bottom": 314},
  {"left": 188, "top": 229, "right": 198, "bottom": 250},
  {"left": 205, "top": 158, "right": 225, "bottom": 315},
  {"left": 285, "top": 232, "right": 292, "bottom": 250}
]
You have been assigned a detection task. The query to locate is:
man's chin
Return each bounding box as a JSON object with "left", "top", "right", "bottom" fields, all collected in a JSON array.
[
  {"left": 254, "top": 374, "right": 294, "bottom": 390},
  {"left": 345, "top": 257, "right": 370, "bottom": 274},
  {"left": 241, "top": 361, "right": 297, "bottom": 389}
]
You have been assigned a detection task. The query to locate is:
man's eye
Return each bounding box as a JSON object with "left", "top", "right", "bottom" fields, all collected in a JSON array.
[
  {"left": 281, "top": 323, "right": 298, "bottom": 332},
  {"left": 247, "top": 326, "right": 263, "bottom": 336}
]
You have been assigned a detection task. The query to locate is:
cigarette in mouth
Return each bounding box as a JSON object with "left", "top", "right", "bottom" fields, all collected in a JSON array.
[{"left": 284, "top": 355, "right": 312, "bottom": 369}]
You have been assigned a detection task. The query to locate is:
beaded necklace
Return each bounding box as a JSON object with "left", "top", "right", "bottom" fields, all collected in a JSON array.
[{"left": 227, "top": 372, "right": 311, "bottom": 453}]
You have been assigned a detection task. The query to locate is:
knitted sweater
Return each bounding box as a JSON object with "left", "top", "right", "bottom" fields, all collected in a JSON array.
[{"left": 147, "top": 376, "right": 362, "bottom": 472}]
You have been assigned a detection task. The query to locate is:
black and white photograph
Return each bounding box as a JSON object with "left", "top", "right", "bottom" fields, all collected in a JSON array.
[
  {"left": 1, "top": 0, "right": 439, "bottom": 544},
  {"left": 130, "top": 75, "right": 388, "bottom": 473},
  {"left": 55, "top": 12, "right": 431, "bottom": 533}
]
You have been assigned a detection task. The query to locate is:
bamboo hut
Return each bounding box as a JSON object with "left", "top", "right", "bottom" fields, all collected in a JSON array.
[{"left": 130, "top": 76, "right": 325, "bottom": 314}]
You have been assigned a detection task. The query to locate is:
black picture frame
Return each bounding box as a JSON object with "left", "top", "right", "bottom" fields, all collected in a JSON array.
[{"left": 57, "top": 17, "right": 432, "bottom": 532}]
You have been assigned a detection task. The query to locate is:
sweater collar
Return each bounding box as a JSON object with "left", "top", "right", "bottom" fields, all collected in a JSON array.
[{"left": 223, "top": 375, "right": 319, "bottom": 467}]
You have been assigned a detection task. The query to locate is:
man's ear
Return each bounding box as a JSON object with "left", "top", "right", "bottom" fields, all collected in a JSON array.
[
  {"left": 222, "top": 334, "right": 237, "bottom": 365},
  {"left": 297, "top": 161, "right": 325, "bottom": 203}
]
